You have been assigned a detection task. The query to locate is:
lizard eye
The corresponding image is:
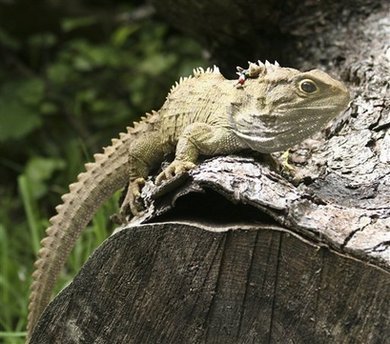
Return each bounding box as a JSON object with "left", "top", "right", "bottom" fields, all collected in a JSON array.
[{"left": 300, "top": 80, "right": 318, "bottom": 93}]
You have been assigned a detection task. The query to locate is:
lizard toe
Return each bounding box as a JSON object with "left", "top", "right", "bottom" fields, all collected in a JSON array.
[
  {"left": 120, "top": 178, "right": 146, "bottom": 217},
  {"left": 156, "top": 160, "right": 196, "bottom": 185}
]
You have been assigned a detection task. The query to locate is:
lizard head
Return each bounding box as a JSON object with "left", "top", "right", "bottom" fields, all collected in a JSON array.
[{"left": 230, "top": 62, "right": 350, "bottom": 153}]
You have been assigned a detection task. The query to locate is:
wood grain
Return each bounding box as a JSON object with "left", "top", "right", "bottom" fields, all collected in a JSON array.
[{"left": 30, "top": 223, "right": 389, "bottom": 343}]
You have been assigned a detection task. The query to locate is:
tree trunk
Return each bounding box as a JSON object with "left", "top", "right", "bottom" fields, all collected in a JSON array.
[{"left": 30, "top": 0, "right": 389, "bottom": 343}]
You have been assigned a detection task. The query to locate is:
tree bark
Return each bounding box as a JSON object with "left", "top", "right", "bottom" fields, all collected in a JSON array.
[{"left": 30, "top": 0, "right": 389, "bottom": 342}]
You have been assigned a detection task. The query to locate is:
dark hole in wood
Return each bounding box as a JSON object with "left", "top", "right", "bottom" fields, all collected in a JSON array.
[{"left": 152, "top": 189, "right": 276, "bottom": 226}]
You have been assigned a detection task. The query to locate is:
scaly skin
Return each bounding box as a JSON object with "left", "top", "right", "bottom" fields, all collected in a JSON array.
[{"left": 27, "top": 61, "right": 349, "bottom": 341}]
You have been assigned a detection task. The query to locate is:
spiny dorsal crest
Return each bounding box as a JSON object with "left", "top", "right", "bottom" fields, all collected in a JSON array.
[
  {"left": 167, "top": 65, "right": 221, "bottom": 97},
  {"left": 192, "top": 65, "right": 220, "bottom": 77},
  {"left": 237, "top": 60, "right": 280, "bottom": 79},
  {"left": 167, "top": 75, "right": 192, "bottom": 96},
  {"left": 126, "top": 110, "right": 159, "bottom": 134}
]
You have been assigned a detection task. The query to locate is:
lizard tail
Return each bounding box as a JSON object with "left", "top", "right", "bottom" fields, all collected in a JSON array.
[
  {"left": 27, "top": 111, "right": 161, "bottom": 340},
  {"left": 26, "top": 129, "right": 135, "bottom": 340}
]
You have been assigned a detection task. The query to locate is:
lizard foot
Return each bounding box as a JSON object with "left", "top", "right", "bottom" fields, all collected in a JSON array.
[
  {"left": 156, "top": 160, "right": 196, "bottom": 185},
  {"left": 280, "top": 149, "right": 296, "bottom": 174},
  {"left": 120, "top": 177, "right": 146, "bottom": 218}
]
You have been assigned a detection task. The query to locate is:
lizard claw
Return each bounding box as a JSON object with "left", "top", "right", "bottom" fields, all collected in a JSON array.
[
  {"left": 280, "top": 149, "right": 296, "bottom": 174},
  {"left": 156, "top": 160, "right": 196, "bottom": 185},
  {"left": 120, "top": 177, "right": 146, "bottom": 218}
]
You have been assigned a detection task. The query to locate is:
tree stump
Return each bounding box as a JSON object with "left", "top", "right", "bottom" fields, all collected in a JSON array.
[{"left": 30, "top": 221, "right": 389, "bottom": 343}]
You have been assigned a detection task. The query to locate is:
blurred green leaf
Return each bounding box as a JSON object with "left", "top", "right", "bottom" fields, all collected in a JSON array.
[
  {"left": 0, "top": 27, "right": 20, "bottom": 50},
  {"left": 0, "top": 101, "right": 42, "bottom": 141},
  {"left": 24, "top": 157, "right": 65, "bottom": 199},
  {"left": 28, "top": 33, "right": 57, "bottom": 48},
  {"left": 111, "top": 24, "right": 140, "bottom": 47},
  {"left": 61, "top": 16, "right": 97, "bottom": 33},
  {"left": 40, "top": 102, "right": 58, "bottom": 115},
  {"left": 0, "top": 79, "right": 44, "bottom": 141},
  {"left": 18, "top": 174, "right": 42, "bottom": 255},
  {"left": 76, "top": 89, "right": 96, "bottom": 103},
  {"left": 73, "top": 55, "right": 93, "bottom": 71},
  {"left": 47, "top": 62, "right": 73, "bottom": 84},
  {"left": 139, "top": 53, "right": 177, "bottom": 76},
  {"left": 18, "top": 78, "right": 44, "bottom": 105}
]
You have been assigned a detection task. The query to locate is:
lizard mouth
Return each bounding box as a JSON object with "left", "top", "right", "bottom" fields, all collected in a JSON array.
[{"left": 276, "top": 104, "right": 341, "bottom": 112}]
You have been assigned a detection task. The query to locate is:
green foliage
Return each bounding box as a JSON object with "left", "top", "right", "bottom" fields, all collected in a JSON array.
[
  {"left": 61, "top": 16, "right": 98, "bottom": 33},
  {"left": 0, "top": 78, "right": 44, "bottom": 141},
  {"left": 0, "top": 2, "right": 204, "bottom": 342}
]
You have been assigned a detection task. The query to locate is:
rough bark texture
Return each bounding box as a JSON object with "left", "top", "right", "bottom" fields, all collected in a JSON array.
[
  {"left": 30, "top": 0, "right": 389, "bottom": 343},
  {"left": 136, "top": 156, "right": 389, "bottom": 271}
]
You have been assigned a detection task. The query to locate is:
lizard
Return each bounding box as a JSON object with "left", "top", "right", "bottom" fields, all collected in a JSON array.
[{"left": 27, "top": 60, "right": 350, "bottom": 341}]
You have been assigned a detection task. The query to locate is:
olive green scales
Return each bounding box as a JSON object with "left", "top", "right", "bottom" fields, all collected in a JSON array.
[{"left": 27, "top": 61, "right": 349, "bottom": 340}]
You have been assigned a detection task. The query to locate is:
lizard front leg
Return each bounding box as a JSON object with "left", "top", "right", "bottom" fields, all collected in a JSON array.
[{"left": 156, "top": 123, "right": 244, "bottom": 184}]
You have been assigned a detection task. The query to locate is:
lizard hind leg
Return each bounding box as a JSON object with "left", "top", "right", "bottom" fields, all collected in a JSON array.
[
  {"left": 120, "top": 177, "right": 146, "bottom": 217},
  {"left": 119, "top": 130, "right": 168, "bottom": 219}
]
